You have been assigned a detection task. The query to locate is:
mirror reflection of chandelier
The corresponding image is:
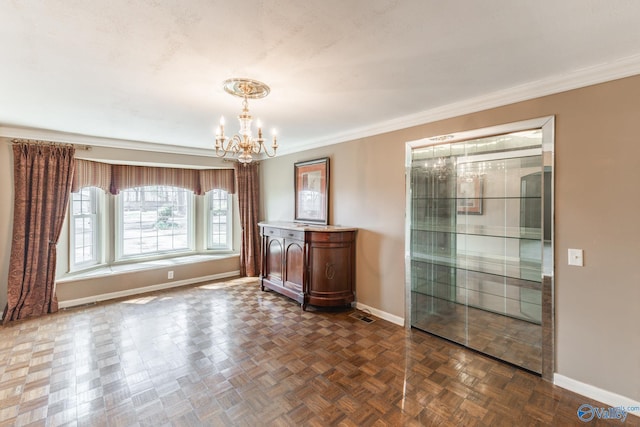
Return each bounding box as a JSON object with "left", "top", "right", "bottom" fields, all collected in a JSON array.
[
  {"left": 215, "top": 78, "right": 278, "bottom": 164},
  {"left": 425, "top": 157, "right": 455, "bottom": 181},
  {"left": 459, "top": 161, "right": 497, "bottom": 182}
]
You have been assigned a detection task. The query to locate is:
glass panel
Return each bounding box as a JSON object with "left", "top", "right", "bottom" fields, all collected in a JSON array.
[
  {"left": 71, "top": 187, "right": 100, "bottom": 267},
  {"left": 208, "top": 189, "right": 230, "bottom": 249},
  {"left": 410, "top": 126, "right": 548, "bottom": 374},
  {"left": 120, "top": 186, "right": 192, "bottom": 257}
]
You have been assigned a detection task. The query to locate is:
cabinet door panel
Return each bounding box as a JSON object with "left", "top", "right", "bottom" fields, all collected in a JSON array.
[
  {"left": 266, "top": 239, "right": 283, "bottom": 283},
  {"left": 309, "top": 245, "right": 352, "bottom": 294},
  {"left": 284, "top": 242, "right": 304, "bottom": 292}
]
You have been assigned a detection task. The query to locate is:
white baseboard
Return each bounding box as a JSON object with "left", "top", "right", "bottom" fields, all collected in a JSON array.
[
  {"left": 355, "top": 301, "right": 404, "bottom": 326},
  {"left": 58, "top": 270, "right": 240, "bottom": 309},
  {"left": 554, "top": 374, "right": 640, "bottom": 413}
]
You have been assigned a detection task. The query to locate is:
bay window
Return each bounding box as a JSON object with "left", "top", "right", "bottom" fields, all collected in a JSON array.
[{"left": 68, "top": 160, "right": 236, "bottom": 272}]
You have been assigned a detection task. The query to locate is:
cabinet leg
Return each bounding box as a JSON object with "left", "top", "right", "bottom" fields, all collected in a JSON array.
[{"left": 301, "top": 303, "right": 307, "bottom": 311}]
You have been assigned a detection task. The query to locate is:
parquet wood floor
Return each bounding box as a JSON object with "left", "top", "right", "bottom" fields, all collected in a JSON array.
[{"left": 0, "top": 277, "right": 637, "bottom": 426}]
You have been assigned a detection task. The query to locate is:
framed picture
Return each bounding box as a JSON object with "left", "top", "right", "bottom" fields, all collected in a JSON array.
[
  {"left": 457, "top": 176, "right": 483, "bottom": 215},
  {"left": 294, "top": 157, "right": 329, "bottom": 225}
]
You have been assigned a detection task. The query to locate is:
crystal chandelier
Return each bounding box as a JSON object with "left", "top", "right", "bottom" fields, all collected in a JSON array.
[{"left": 215, "top": 78, "right": 278, "bottom": 164}]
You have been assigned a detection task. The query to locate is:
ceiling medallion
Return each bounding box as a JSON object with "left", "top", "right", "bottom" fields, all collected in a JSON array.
[{"left": 215, "top": 78, "right": 278, "bottom": 164}]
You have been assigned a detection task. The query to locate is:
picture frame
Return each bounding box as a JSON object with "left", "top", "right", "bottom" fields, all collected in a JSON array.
[
  {"left": 294, "top": 157, "right": 329, "bottom": 225},
  {"left": 457, "top": 176, "right": 483, "bottom": 215}
]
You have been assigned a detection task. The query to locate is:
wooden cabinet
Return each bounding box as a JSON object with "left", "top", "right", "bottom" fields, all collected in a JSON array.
[{"left": 259, "top": 222, "right": 357, "bottom": 310}]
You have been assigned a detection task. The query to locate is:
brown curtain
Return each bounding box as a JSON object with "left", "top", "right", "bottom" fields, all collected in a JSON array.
[
  {"left": 110, "top": 164, "right": 201, "bottom": 195},
  {"left": 3, "top": 142, "right": 75, "bottom": 323},
  {"left": 71, "top": 159, "right": 112, "bottom": 193},
  {"left": 235, "top": 163, "right": 261, "bottom": 276},
  {"left": 70, "top": 159, "right": 235, "bottom": 196},
  {"left": 200, "top": 169, "right": 236, "bottom": 194}
]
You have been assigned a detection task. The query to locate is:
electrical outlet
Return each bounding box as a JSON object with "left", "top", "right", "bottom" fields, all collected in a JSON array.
[
  {"left": 568, "top": 249, "right": 583, "bottom": 267},
  {"left": 168, "top": 271, "right": 174, "bottom": 279}
]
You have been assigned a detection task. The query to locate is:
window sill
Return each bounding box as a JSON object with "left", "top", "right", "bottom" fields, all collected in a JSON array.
[{"left": 58, "top": 253, "right": 239, "bottom": 283}]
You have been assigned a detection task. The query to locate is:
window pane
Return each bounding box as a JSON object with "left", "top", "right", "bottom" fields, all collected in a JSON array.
[
  {"left": 120, "top": 186, "right": 192, "bottom": 257},
  {"left": 71, "top": 187, "right": 100, "bottom": 268},
  {"left": 208, "top": 189, "right": 230, "bottom": 250}
]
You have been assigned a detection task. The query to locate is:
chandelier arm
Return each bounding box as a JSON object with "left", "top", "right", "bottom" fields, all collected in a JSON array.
[
  {"left": 214, "top": 148, "right": 232, "bottom": 158},
  {"left": 214, "top": 137, "right": 231, "bottom": 158},
  {"left": 251, "top": 140, "right": 262, "bottom": 154},
  {"left": 229, "top": 135, "right": 242, "bottom": 153},
  {"left": 260, "top": 141, "right": 278, "bottom": 158},
  {"left": 215, "top": 135, "right": 243, "bottom": 157}
]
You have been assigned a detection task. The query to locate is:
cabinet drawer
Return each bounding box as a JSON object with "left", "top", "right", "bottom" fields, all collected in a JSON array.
[
  {"left": 262, "top": 226, "right": 304, "bottom": 241},
  {"left": 262, "top": 227, "right": 282, "bottom": 238},
  {"left": 282, "top": 229, "right": 304, "bottom": 241},
  {"left": 310, "top": 231, "right": 354, "bottom": 243}
]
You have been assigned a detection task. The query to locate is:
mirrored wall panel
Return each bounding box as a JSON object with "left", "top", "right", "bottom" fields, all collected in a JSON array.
[{"left": 407, "top": 118, "right": 554, "bottom": 375}]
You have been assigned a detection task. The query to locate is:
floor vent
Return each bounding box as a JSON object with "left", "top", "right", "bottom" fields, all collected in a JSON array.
[{"left": 349, "top": 311, "right": 375, "bottom": 323}]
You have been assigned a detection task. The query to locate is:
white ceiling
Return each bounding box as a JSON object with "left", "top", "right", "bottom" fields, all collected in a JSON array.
[{"left": 2, "top": 0, "right": 640, "bottom": 155}]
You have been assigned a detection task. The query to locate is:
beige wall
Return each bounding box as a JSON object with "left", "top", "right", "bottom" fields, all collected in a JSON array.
[
  {"left": 55, "top": 255, "right": 239, "bottom": 303},
  {"left": 261, "top": 75, "right": 640, "bottom": 401}
]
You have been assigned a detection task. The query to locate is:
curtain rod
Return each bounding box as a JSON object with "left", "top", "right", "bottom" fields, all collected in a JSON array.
[{"left": 11, "top": 138, "right": 92, "bottom": 151}]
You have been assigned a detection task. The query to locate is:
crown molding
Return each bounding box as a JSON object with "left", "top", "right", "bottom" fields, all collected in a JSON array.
[
  {"left": 0, "top": 125, "right": 216, "bottom": 158},
  {"left": 277, "top": 53, "right": 640, "bottom": 156}
]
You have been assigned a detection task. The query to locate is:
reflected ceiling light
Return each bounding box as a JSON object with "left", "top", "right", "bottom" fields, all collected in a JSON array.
[
  {"left": 429, "top": 157, "right": 455, "bottom": 181},
  {"left": 215, "top": 78, "right": 278, "bottom": 164}
]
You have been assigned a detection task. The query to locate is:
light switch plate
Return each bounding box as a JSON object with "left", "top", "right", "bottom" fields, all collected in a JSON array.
[{"left": 568, "top": 249, "right": 583, "bottom": 266}]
